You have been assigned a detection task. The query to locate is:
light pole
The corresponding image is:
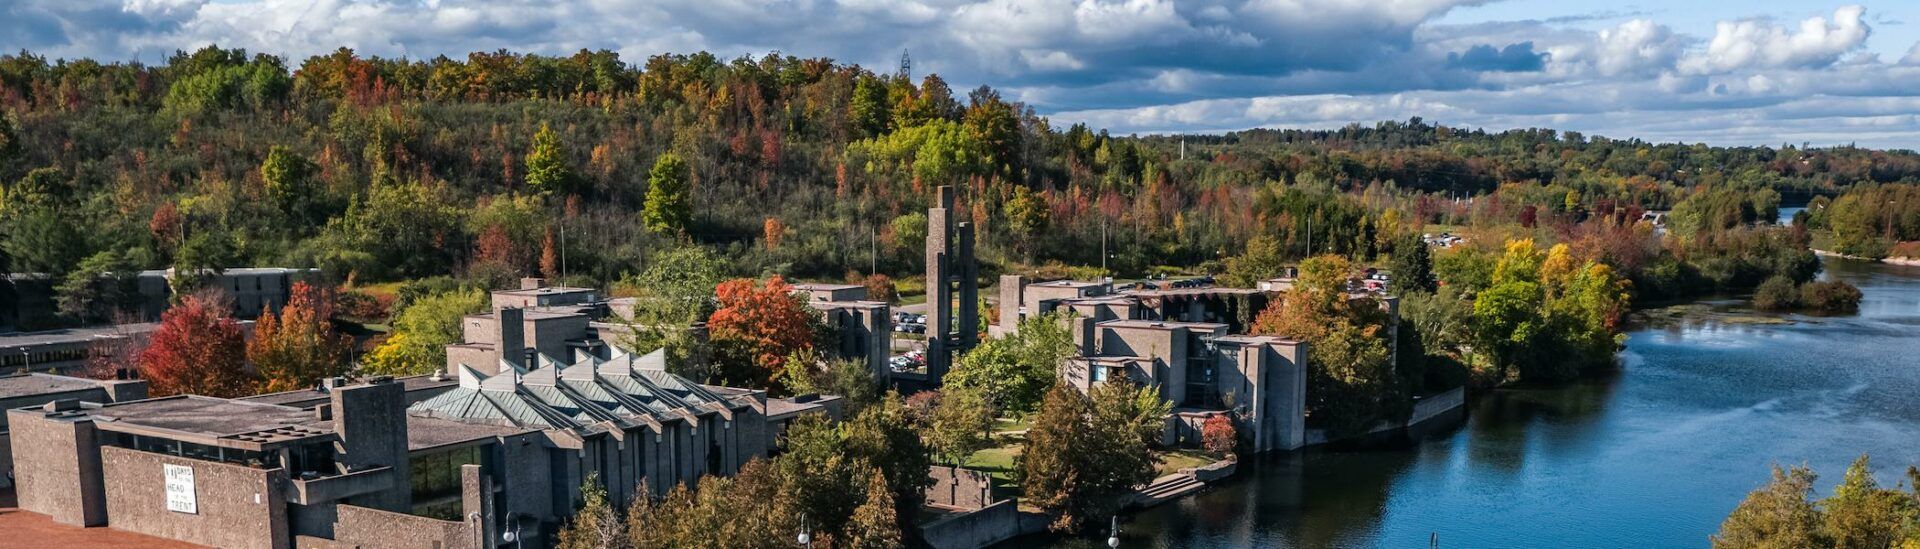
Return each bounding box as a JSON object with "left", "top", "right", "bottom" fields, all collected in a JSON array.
[
  {"left": 798, "top": 514, "right": 812, "bottom": 549},
  {"left": 1108, "top": 515, "right": 1120, "bottom": 548}
]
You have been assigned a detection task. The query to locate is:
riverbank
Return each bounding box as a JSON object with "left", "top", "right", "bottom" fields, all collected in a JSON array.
[{"left": 1813, "top": 248, "right": 1920, "bottom": 267}]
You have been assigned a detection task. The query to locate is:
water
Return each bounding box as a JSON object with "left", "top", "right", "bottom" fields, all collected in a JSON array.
[{"left": 1065, "top": 258, "right": 1920, "bottom": 548}]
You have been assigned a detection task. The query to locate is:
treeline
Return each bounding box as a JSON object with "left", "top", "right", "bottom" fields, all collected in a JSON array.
[
  {"left": 1803, "top": 183, "right": 1920, "bottom": 259},
  {"left": 1713, "top": 456, "right": 1920, "bottom": 548},
  {"left": 3, "top": 46, "right": 1918, "bottom": 319}
]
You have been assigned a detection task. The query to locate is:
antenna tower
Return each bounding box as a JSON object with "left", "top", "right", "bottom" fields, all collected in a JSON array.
[{"left": 899, "top": 49, "right": 912, "bottom": 81}]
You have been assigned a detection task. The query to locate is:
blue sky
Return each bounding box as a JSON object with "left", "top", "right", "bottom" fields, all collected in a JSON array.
[{"left": 7, "top": 1, "right": 1920, "bottom": 148}]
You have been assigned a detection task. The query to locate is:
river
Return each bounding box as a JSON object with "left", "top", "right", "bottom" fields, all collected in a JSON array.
[{"left": 1043, "top": 254, "right": 1920, "bottom": 548}]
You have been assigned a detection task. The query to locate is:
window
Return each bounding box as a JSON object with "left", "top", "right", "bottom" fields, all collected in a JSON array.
[{"left": 410, "top": 445, "right": 484, "bottom": 519}]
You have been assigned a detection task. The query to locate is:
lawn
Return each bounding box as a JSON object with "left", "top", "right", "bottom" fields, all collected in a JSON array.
[{"left": 1155, "top": 448, "right": 1219, "bottom": 476}]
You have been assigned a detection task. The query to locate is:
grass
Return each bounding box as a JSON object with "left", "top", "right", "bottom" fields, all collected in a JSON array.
[
  {"left": 990, "top": 417, "right": 1031, "bottom": 435},
  {"left": 1155, "top": 448, "right": 1219, "bottom": 476}
]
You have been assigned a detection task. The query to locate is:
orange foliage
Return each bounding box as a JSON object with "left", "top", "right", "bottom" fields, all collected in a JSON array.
[{"left": 707, "top": 275, "right": 817, "bottom": 387}]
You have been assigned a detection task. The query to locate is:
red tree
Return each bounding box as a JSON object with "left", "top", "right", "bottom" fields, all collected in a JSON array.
[
  {"left": 249, "top": 282, "right": 353, "bottom": 393},
  {"left": 139, "top": 294, "right": 253, "bottom": 397},
  {"left": 1201, "top": 414, "right": 1238, "bottom": 458},
  {"left": 707, "top": 275, "right": 817, "bottom": 387}
]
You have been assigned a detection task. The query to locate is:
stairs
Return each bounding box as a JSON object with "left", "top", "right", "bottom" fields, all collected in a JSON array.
[{"left": 1127, "top": 473, "right": 1205, "bottom": 508}]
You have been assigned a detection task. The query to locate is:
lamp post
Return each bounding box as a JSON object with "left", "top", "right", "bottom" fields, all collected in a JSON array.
[
  {"left": 1108, "top": 515, "right": 1120, "bottom": 548},
  {"left": 798, "top": 514, "right": 812, "bottom": 549}
]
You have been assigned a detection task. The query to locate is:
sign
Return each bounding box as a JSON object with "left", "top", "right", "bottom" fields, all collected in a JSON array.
[{"left": 164, "top": 464, "right": 197, "bottom": 514}]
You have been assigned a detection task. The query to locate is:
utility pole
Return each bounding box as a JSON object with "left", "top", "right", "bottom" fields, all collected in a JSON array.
[
  {"left": 870, "top": 225, "right": 877, "bottom": 276},
  {"left": 1101, "top": 220, "right": 1109, "bottom": 275},
  {"left": 559, "top": 223, "right": 568, "bottom": 283}
]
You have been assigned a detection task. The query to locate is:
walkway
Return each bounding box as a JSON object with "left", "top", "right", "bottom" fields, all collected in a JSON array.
[{"left": 0, "top": 489, "right": 204, "bottom": 548}]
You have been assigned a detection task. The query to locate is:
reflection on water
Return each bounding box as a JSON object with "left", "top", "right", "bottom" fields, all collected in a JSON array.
[{"left": 1036, "top": 258, "right": 1920, "bottom": 549}]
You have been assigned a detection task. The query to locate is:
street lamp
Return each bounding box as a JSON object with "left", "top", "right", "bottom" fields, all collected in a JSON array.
[
  {"left": 1108, "top": 515, "right": 1121, "bottom": 548},
  {"left": 798, "top": 514, "right": 812, "bottom": 549}
]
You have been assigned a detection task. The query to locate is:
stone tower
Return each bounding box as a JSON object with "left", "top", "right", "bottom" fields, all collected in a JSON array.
[{"left": 925, "top": 185, "right": 978, "bottom": 381}]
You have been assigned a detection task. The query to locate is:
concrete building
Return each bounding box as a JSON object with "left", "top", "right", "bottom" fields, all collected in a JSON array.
[
  {"left": 791, "top": 284, "right": 892, "bottom": 383},
  {"left": 0, "top": 268, "right": 312, "bottom": 332},
  {"left": 922, "top": 185, "right": 978, "bottom": 383},
  {"left": 0, "top": 322, "right": 158, "bottom": 376},
  {"left": 1056, "top": 319, "right": 1308, "bottom": 453},
  {"left": 0, "top": 372, "right": 149, "bottom": 488}
]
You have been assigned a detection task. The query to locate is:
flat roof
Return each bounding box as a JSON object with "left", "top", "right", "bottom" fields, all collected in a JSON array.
[
  {"left": 1124, "top": 287, "right": 1266, "bottom": 297},
  {"left": 0, "top": 322, "right": 158, "bottom": 349},
  {"left": 89, "top": 396, "right": 332, "bottom": 449},
  {"left": 240, "top": 375, "right": 458, "bottom": 408},
  {"left": 791, "top": 283, "right": 863, "bottom": 291},
  {"left": 469, "top": 310, "right": 587, "bottom": 321},
  {"left": 0, "top": 373, "right": 104, "bottom": 399},
  {"left": 492, "top": 287, "right": 596, "bottom": 296},
  {"left": 1032, "top": 280, "right": 1106, "bottom": 288},
  {"left": 1098, "top": 319, "right": 1228, "bottom": 331},
  {"left": 766, "top": 394, "right": 842, "bottom": 419},
  {"left": 1212, "top": 334, "right": 1300, "bottom": 345}
]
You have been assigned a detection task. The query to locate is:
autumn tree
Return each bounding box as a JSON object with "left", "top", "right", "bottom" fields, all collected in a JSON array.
[
  {"left": 525, "top": 122, "right": 575, "bottom": 195},
  {"left": 643, "top": 152, "right": 691, "bottom": 235},
  {"left": 261, "top": 145, "right": 321, "bottom": 224},
  {"left": 555, "top": 474, "right": 624, "bottom": 549},
  {"left": 249, "top": 282, "right": 353, "bottom": 393},
  {"left": 707, "top": 275, "right": 822, "bottom": 388},
  {"left": 1221, "top": 234, "right": 1286, "bottom": 288},
  {"left": 861, "top": 273, "right": 898, "bottom": 304},
  {"left": 139, "top": 294, "right": 253, "bottom": 397},
  {"left": 1201, "top": 414, "right": 1238, "bottom": 458},
  {"left": 1252, "top": 255, "right": 1401, "bottom": 435},
  {"left": 844, "top": 468, "right": 904, "bottom": 549}
]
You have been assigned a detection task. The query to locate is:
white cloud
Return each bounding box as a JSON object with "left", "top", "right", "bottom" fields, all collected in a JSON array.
[
  {"left": 1903, "top": 42, "right": 1920, "bottom": 66},
  {"left": 1681, "top": 5, "right": 1870, "bottom": 74},
  {"left": 1591, "top": 19, "right": 1684, "bottom": 77}
]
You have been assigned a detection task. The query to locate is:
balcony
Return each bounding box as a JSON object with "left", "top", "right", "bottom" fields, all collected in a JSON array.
[{"left": 286, "top": 465, "right": 395, "bottom": 504}]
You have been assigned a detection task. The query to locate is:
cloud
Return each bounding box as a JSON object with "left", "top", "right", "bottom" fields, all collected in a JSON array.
[
  {"left": 3, "top": 1, "right": 1919, "bottom": 146},
  {"left": 1680, "top": 5, "right": 1871, "bottom": 74},
  {"left": 1447, "top": 42, "right": 1547, "bottom": 72}
]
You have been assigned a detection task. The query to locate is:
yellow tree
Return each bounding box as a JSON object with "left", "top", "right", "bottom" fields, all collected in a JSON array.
[{"left": 249, "top": 282, "right": 353, "bottom": 393}]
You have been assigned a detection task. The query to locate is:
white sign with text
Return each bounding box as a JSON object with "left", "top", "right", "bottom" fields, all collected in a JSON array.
[{"left": 164, "top": 464, "right": 197, "bottom": 514}]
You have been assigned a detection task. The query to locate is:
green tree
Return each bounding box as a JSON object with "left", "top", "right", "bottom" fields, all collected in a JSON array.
[
  {"left": 945, "top": 311, "right": 1076, "bottom": 415},
  {"left": 5, "top": 205, "right": 88, "bottom": 275},
  {"left": 261, "top": 145, "right": 320, "bottom": 223},
  {"left": 56, "top": 250, "right": 139, "bottom": 323},
  {"left": 643, "top": 152, "right": 692, "bottom": 235},
  {"left": 363, "top": 288, "right": 487, "bottom": 375},
  {"left": 316, "top": 178, "right": 463, "bottom": 280},
  {"left": 926, "top": 384, "right": 994, "bottom": 465},
  {"left": 1020, "top": 379, "right": 1168, "bottom": 533},
  {"left": 1220, "top": 234, "right": 1286, "bottom": 288},
  {"left": 1388, "top": 234, "right": 1436, "bottom": 295},
  {"left": 1003, "top": 186, "right": 1049, "bottom": 259},
  {"left": 525, "top": 122, "right": 575, "bottom": 195},
  {"left": 614, "top": 244, "right": 721, "bottom": 377}
]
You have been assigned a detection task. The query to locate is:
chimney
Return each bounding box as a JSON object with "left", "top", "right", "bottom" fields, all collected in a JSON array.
[{"left": 497, "top": 306, "right": 526, "bottom": 371}]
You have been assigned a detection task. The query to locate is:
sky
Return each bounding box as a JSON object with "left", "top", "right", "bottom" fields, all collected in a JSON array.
[{"left": 6, "top": 0, "right": 1920, "bottom": 149}]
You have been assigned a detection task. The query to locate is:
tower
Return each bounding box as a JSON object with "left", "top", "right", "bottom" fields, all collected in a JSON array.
[
  {"left": 924, "top": 185, "right": 977, "bottom": 381},
  {"left": 899, "top": 49, "right": 912, "bottom": 81}
]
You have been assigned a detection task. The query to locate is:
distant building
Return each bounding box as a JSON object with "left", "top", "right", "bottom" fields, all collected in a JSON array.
[
  {"left": 0, "top": 267, "right": 315, "bottom": 332},
  {"left": 922, "top": 185, "right": 978, "bottom": 385}
]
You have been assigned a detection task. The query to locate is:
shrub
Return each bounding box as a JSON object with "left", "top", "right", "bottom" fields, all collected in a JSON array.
[
  {"left": 1799, "top": 280, "right": 1863, "bottom": 313},
  {"left": 1201, "top": 414, "right": 1238, "bottom": 458},
  {"left": 1752, "top": 275, "right": 1801, "bottom": 311}
]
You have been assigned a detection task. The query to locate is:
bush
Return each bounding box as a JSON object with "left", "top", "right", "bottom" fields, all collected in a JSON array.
[
  {"left": 1753, "top": 275, "right": 1801, "bottom": 311},
  {"left": 1201, "top": 415, "right": 1238, "bottom": 458},
  {"left": 1799, "top": 280, "right": 1863, "bottom": 313}
]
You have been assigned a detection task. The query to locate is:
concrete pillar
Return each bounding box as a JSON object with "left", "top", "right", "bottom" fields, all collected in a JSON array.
[
  {"left": 462, "top": 464, "right": 497, "bottom": 549},
  {"left": 99, "top": 378, "right": 148, "bottom": 402},
  {"left": 497, "top": 307, "right": 526, "bottom": 372},
  {"left": 329, "top": 378, "right": 411, "bottom": 512},
  {"left": 998, "top": 275, "right": 1026, "bottom": 331}
]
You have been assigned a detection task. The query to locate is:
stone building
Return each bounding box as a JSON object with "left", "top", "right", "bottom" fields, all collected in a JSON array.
[
  {"left": 4, "top": 283, "right": 842, "bottom": 549},
  {"left": 0, "top": 372, "right": 149, "bottom": 488},
  {"left": 791, "top": 283, "right": 892, "bottom": 383},
  {"left": 1056, "top": 319, "right": 1308, "bottom": 453}
]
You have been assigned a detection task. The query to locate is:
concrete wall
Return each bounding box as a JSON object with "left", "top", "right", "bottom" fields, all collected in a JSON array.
[
  {"left": 7, "top": 408, "right": 106, "bottom": 525},
  {"left": 318, "top": 504, "right": 475, "bottom": 549},
  {"left": 919, "top": 499, "right": 1021, "bottom": 549},
  {"left": 330, "top": 379, "right": 412, "bottom": 512},
  {"left": 99, "top": 446, "right": 291, "bottom": 549},
  {"left": 924, "top": 466, "right": 997, "bottom": 510}
]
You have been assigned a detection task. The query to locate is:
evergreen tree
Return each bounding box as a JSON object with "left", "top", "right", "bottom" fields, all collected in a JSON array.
[{"left": 1389, "top": 234, "right": 1437, "bottom": 295}]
